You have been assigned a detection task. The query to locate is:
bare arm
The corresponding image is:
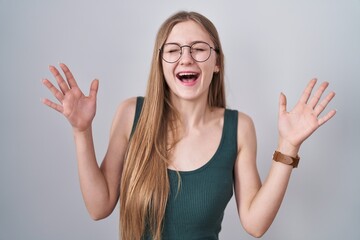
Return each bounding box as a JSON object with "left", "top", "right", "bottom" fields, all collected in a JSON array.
[
  {"left": 74, "top": 99, "right": 135, "bottom": 220},
  {"left": 234, "top": 79, "right": 336, "bottom": 237},
  {"left": 42, "top": 64, "right": 136, "bottom": 220}
]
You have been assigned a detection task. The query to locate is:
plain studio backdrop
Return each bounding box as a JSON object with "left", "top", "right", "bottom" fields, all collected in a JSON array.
[{"left": 1, "top": 0, "right": 359, "bottom": 239}]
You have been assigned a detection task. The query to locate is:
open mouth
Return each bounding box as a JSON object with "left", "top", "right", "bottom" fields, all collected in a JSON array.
[{"left": 176, "top": 72, "right": 200, "bottom": 83}]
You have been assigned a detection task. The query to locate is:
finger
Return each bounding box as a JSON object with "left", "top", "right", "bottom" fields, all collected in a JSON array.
[
  {"left": 299, "top": 78, "right": 317, "bottom": 104},
  {"left": 42, "top": 78, "right": 64, "bottom": 103},
  {"left": 279, "top": 92, "right": 287, "bottom": 114},
  {"left": 41, "top": 98, "right": 64, "bottom": 113},
  {"left": 318, "top": 109, "right": 337, "bottom": 126},
  {"left": 89, "top": 79, "right": 99, "bottom": 99},
  {"left": 59, "top": 63, "right": 79, "bottom": 89},
  {"left": 314, "top": 91, "right": 336, "bottom": 116},
  {"left": 49, "top": 65, "right": 70, "bottom": 94},
  {"left": 308, "top": 81, "right": 329, "bottom": 109}
]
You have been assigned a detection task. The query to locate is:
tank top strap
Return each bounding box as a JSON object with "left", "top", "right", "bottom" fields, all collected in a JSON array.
[
  {"left": 130, "top": 96, "right": 144, "bottom": 138},
  {"left": 223, "top": 108, "right": 238, "bottom": 150}
]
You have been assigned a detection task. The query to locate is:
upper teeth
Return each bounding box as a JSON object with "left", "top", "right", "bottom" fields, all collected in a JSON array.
[{"left": 179, "top": 73, "right": 196, "bottom": 76}]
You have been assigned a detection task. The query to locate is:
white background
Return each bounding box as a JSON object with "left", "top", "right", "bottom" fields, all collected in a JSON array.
[{"left": 1, "top": 0, "right": 359, "bottom": 239}]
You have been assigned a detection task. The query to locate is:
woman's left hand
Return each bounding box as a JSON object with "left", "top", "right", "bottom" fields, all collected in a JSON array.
[{"left": 278, "top": 78, "right": 336, "bottom": 152}]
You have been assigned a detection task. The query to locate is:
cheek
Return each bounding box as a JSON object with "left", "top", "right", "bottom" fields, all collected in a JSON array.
[
  {"left": 204, "top": 71, "right": 215, "bottom": 85},
  {"left": 162, "top": 63, "right": 174, "bottom": 86},
  {"left": 202, "top": 61, "right": 218, "bottom": 80},
  {"left": 207, "top": 56, "right": 219, "bottom": 72},
  {"left": 162, "top": 63, "right": 171, "bottom": 78}
]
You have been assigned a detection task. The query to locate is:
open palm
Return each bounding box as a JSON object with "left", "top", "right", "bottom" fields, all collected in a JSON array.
[
  {"left": 42, "top": 63, "right": 99, "bottom": 132},
  {"left": 278, "top": 79, "right": 336, "bottom": 148}
]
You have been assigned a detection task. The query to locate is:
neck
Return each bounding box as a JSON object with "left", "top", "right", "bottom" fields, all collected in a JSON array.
[{"left": 170, "top": 95, "right": 211, "bottom": 130}]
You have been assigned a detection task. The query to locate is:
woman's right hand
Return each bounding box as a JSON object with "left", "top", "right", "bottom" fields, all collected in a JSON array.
[{"left": 42, "top": 63, "right": 99, "bottom": 132}]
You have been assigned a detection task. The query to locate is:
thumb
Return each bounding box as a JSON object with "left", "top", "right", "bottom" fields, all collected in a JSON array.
[
  {"left": 89, "top": 79, "right": 99, "bottom": 99},
  {"left": 279, "top": 92, "right": 287, "bottom": 114}
]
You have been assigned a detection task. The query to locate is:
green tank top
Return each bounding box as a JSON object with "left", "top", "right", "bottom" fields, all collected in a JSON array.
[{"left": 131, "top": 97, "right": 238, "bottom": 240}]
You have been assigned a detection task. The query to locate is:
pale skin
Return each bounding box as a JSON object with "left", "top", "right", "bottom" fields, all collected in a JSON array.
[{"left": 42, "top": 20, "right": 336, "bottom": 238}]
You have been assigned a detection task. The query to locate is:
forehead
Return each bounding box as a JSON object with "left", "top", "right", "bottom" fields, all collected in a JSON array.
[{"left": 166, "top": 20, "right": 213, "bottom": 44}]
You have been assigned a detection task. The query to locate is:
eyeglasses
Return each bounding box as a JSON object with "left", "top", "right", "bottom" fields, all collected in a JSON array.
[{"left": 160, "top": 41, "right": 218, "bottom": 63}]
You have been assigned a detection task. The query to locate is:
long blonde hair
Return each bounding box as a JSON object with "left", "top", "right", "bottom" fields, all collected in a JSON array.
[{"left": 120, "top": 11, "right": 226, "bottom": 240}]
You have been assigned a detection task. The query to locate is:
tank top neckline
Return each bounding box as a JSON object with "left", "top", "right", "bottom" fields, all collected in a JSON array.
[{"left": 167, "top": 108, "right": 229, "bottom": 175}]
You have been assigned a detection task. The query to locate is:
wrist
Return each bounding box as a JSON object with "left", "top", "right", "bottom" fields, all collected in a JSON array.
[
  {"left": 73, "top": 126, "right": 92, "bottom": 137},
  {"left": 277, "top": 138, "right": 300, "bottom": 158}
]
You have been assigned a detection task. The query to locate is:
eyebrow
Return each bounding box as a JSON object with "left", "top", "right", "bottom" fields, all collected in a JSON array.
[{"left": 164, "top": 40, "right": 208, "bottom": 45}]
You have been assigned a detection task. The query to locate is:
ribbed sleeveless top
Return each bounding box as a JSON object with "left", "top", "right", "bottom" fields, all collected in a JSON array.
[{"left": 131, "top": 97, "right": 238, "bottom": 240}]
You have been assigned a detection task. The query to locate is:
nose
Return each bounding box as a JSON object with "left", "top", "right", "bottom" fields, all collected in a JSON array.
[{"left": 179, "top": 46, "right": 194, "bottom": 64}]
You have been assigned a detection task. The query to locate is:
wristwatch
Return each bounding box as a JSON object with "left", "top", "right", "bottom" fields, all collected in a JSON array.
[{"left": 273, "top": 151, "right": 300, "bottom": 168}]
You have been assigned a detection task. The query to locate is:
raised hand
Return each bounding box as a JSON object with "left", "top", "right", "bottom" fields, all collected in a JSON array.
[
  {"left": 42, "top": 63, "right": 99, "bottom": 132},
  {"left": 278, "top": 78, "right": 336, "bottom": 150}
]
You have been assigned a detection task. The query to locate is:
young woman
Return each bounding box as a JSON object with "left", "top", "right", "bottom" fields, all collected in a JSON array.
[{"left": 42, "top": 11, "right": 336, "bottom": 240}]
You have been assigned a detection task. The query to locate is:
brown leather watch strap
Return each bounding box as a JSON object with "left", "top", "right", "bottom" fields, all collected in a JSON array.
[{"left": 273, "top": 151, "right": 300, "bottom": 168}]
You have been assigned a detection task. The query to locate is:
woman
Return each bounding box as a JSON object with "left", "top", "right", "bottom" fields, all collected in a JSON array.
[{"left": 42, "top": 11, "right": 336, "bottom": 240}]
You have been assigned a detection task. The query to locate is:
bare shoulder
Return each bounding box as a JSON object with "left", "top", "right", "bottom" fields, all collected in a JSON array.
[
  {"left": 116, "top": 97, "right": 137, "bottom": 117},
  {"left": 236, "top": 111, "right": 256, "bottom": 150},
  {"left": 110, "top": 97, "right": 138, "bottom": 140},
  {"left": 237, "top": 111, "right": 254, "bottom": 129}
]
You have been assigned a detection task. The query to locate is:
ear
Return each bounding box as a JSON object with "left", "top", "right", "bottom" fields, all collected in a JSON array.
[{"left": 214, "top": 65, "right": 220, "bottom": 73}]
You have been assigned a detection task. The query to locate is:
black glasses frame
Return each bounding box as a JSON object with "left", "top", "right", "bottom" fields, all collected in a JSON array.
[{"left": 159, "top": 41, "right": 219, "bottom": 63}]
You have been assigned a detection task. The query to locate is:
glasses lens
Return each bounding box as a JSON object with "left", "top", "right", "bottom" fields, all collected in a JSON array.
[
  {"left": 162, "top": 44, "right": 181, "bottom": 63},
  {"left": 191, "top": 42, "right": 211, "bottom": 62}
]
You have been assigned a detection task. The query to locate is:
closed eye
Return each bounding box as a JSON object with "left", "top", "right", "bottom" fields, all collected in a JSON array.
[
  {"left": 168, "top": 49, "right": 181, "bottom": 53},
  {"left": 191, "top": 47, "right": 207, "bottom": 52}
]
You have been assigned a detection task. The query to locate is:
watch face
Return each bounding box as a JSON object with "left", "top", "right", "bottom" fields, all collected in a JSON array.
[{"left": 283, "top": 156, "right": 293, "bottom": 165}]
